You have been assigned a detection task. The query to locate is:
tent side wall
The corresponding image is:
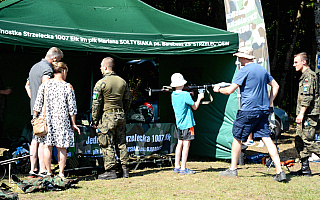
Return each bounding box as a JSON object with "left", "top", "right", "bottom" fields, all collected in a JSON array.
[
  {"left": 0, "top": 48, "right": 95, "bottom": 137},
  {"left": 159, "top": 54, "right": 238, "bottom": 158}
]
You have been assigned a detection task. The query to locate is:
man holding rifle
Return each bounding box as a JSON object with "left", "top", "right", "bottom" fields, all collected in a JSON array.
[{"left": 213, "top": 47, "right": 286, "bottom": 182}]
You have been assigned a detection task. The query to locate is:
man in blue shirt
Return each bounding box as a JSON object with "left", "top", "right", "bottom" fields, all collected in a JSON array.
[
  {"left": 171, "top": 73, "right": 204, "bottom": 175},
  {"left": 213, "top": 47, "right": 286, "bottom": 182}
]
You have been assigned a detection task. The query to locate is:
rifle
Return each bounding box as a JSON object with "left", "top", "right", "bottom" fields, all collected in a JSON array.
[{"left": 146, "top": 82, "right": 231, "bottom": 104}]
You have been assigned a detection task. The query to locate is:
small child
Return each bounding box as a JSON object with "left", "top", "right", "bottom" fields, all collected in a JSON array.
[{"left": 170, "top": 73, "right": 204, "bottom": 175}]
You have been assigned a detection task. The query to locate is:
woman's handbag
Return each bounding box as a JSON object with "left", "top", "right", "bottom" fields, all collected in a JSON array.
[
  {"left": 31, "top": 87, "right": 48, "bottom": 136},
  {"left": 31, "top": 117, "right": 48, "bottom": 136}
]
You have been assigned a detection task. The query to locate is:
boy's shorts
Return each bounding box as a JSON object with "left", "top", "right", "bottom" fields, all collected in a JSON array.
[
  {"left": 232, "top": 110, "right": 270, "bottom": 142},
  {"left": 176, "top": 127, "right": 195, "bottom": 141}
]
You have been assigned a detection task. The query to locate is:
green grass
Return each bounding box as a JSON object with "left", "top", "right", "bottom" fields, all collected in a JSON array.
[{"left": 6, "top": 130, "right": 320, "bottom": 199}]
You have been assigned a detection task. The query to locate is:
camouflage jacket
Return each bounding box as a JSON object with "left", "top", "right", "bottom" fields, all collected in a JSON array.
[
  {"left": 12, "top": 174, "right": 79, "bottom": 193},
  {"left": 0, "top": 183, "right": 18, "bottom": 199},
  {"left": 296, "top": 67, "right": 320, "bottom": 115},
  {"left": 91, "top": 71, "right": 131, "bottom": 126}
]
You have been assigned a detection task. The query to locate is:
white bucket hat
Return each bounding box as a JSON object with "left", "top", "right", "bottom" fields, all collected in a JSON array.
[
  {"left": 170, "top": 73, "right": 187, "bottom": 87},
  {"left": 233, "top": 47, "right": 255, "bottom": 59}
]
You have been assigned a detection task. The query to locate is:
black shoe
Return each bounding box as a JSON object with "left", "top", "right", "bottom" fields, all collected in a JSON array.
[
  {"left": 122, "top": 165, "right": 129, "bottom": 178},
  {"left": 290, "top": 169, "right": 311, "bottom": 177},
  {"left": 273, "top": 171, "right": 287, "bottom": 182},
  {"left": 290, "top": 157, "right": 312, "bottom": 177},
  {"left": 98, "top": 170, "right": 117, "bottom": 180}
]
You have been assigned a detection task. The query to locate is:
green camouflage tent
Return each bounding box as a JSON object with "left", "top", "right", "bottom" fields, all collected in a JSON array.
[{"left": 0, "top": 0, "right": 239, "bottom": 158}]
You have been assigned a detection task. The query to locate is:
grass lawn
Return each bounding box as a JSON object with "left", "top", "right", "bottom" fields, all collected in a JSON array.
[{"left": 3, "top": 127, "right": 320, "bottom": 200}]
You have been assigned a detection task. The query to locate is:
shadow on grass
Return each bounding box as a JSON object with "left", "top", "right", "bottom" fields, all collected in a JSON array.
[
  {"left": 72, "top": 174, "right": 98, "bottom": 181},
  {"left": 130, "top": 166, "right": 173, "bottom": 177},
  {"left": 253, "top": 171, "right": 292, "bottom": 183}
]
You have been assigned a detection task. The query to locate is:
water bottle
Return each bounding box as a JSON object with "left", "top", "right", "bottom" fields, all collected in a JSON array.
[{"left": 96, "top": 128, "right": 101, "bottom": 133}]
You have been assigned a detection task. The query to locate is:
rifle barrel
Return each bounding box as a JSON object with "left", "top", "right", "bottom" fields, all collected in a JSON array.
[
  {"left": 150, "top": 89, "right": 165, "bottom": 93},
  {"left": 146, "top": 82, "right": 231, "bottom": 96}
]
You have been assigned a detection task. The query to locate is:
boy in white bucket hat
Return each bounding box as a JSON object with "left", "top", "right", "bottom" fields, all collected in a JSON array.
[{"left": 170, "top": 73, "right": 204, "bottom": 175}]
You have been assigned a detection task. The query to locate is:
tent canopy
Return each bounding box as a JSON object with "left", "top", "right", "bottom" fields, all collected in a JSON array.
[
  {"left": 0, "top": 0, "right": 240, "bottom": 159},
  {"left": 0, "top": 0, "right": 238, "bottom": 54}
]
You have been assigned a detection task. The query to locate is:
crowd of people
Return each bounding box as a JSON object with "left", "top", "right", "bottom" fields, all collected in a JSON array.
[
  {"left": 169, "top": 47, "right": 320, "bottom": 183},
  {"left": 0, "top": 45, "right": 316, "bottom": 182}
]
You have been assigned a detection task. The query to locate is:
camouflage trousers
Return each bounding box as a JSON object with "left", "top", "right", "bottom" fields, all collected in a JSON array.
[
  {"left": 295, "top": 115, "right": 320, "bottom": 159},
  {"left": 98, "top": 111, "right": 129, "bottom": 170}
]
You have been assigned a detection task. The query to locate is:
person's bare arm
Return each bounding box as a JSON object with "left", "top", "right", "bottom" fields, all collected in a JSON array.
[
  {"left": 268, "top": 79, "right": 279, "bottom": 107},
  {"left": 25, "top": 81, "right": 31, "bottom": 98},
  {"left": 42, "top": 75, "right": 50, "bottom": 84},
  {"left": 192, "top": 93, "right": 205, "bottom": 110},
  {"left": 70, "top": 115, "right": 81, "bottom": 134},
  {"left": 296, "top": 106, "right": 307, "bottom": 124},
  {"left": 213, "top": 83, "right": 239, "bottom": 95},
  {"left": 0, "top": 88, "right": 11, "bottom": 95}
]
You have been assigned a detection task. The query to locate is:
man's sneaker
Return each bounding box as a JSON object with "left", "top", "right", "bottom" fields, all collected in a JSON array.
[
  {"left": 173, "top": 168, "right": 180, "bottom": 173},
  {"left": 219, "top": 168, "right": 238, "bottom": 177},
  {"left": 273, "top": 171, "right": 287, "bottom": 182},
  {"left": 179, "top": 168, "right": 195, "bottom": 175},
  {"left": 28, "top": 171, "right": 38, "bottom": 178},
  {"left": 257, "top": 140, "right": 266, "bottom": 147},
  {"left": 244, "top": 140, "right": 255, "bottom": 146}
]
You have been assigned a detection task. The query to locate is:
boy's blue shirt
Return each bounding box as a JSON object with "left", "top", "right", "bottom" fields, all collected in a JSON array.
[{"left": 171, "top": 91, "right": 195, "bottom": 130}]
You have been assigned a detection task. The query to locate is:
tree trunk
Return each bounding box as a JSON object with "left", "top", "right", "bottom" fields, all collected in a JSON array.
[
  {"left": 277, "top": 1, "right": 304, "bottom": 107},
  {"left": 270, "top": 0, "right": 279, "bottom": 72}
]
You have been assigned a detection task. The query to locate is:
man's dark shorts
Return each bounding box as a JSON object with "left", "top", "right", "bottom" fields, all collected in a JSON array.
[
  {"left": 232, "top": 110, "right": 270, "bottom": 142},
  {"left": 176, "top": 127, "right": 195, "bottom": 141}
]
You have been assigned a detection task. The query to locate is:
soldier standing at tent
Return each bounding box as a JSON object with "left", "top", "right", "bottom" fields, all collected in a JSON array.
[
  {"left": 91, "top": 57, "right": 131, "bottom": 180},
  {"left": 25, "top": 47, "right": 64, "bottom": 177},
  {"left": 213, "top": 47, "right": 286, "bottom": 182},
  {"left": 291, "top": 52, "right": 320, "bottom": 176}
]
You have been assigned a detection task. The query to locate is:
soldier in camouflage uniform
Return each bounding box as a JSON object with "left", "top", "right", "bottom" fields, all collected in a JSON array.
[
  {"left": 92, "top": 57, "right": 131, "bottom": 180},
  {"left": 292, "top": 52, "right": 320, "bottom": 176}
]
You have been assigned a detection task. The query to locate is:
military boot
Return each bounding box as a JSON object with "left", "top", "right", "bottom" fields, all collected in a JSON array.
[
  {"left": 290, "top": 157, "right": 312, "bottom": 177},
  {"left": 122, "top": 165, "right": 129, "bottom": 178},
  {"left": 98, "top": 169, "right": 117, "bottom": 180}
]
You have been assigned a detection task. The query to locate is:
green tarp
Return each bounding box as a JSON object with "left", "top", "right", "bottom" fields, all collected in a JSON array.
[
  {"left": 0, "top": 0, "right": 239, "bottom": 159},
  {"left": 0, "top": 0, "right": 238, "bottom": 54}
]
